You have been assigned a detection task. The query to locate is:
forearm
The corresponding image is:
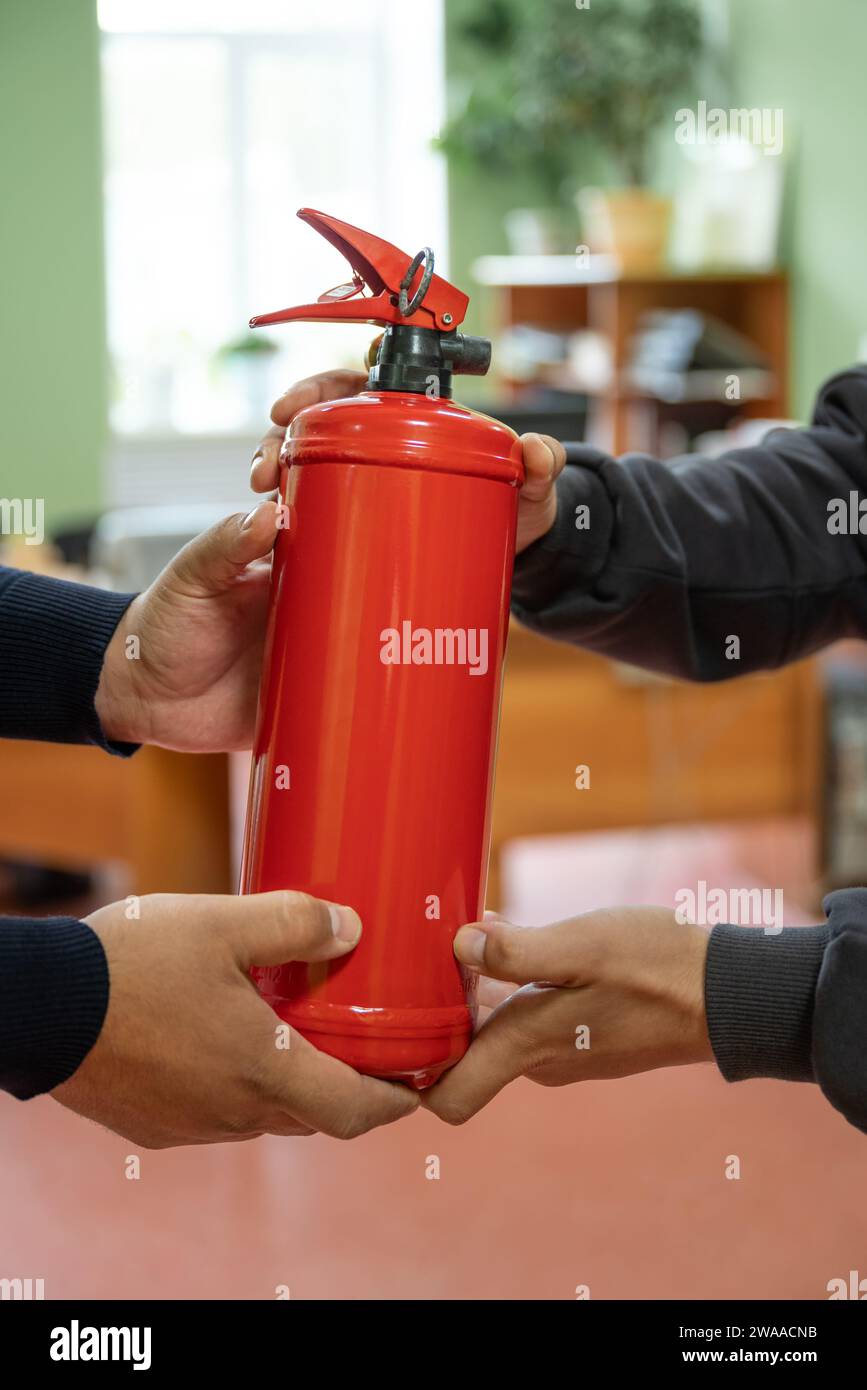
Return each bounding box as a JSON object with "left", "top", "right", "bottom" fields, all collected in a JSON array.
[
  {"left": 0, "top": 567, "right": 138, "bottom": 750},
  {"left": 0, "top": 916, "right": 109, "bottom": 1098},
  {"left": 512, "top": 367, "right": 867, "bottom": 679}
]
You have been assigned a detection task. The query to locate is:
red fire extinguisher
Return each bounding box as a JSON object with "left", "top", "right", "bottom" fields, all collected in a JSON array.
[{"left": 240, "top": 208, "right": 523, "bottom": 1088}]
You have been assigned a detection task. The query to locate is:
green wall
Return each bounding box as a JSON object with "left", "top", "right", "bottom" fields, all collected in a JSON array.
[
  {"left": 726, "top": 0, "right": 867, "bottom": 417},
  {"left": 0, "top": 0, "right": 106, "bottom": 532}
]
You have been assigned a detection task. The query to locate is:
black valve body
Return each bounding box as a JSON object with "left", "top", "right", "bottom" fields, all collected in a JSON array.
[{"left": 367, "top": 324, "right": 491, "bottom": 399}]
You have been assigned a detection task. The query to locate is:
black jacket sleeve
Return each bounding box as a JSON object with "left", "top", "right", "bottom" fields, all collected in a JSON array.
[
  {"left": 510, "top": 366, "right": 867, "bottom": 1133},
  {"left": 511, "top": 367, "right": 867, "bottom": 678},
  {"left": 705, "top": 891, "right": 867, "bottom": 1135},
  {"left": 0, "top": 567, "right": 137, "bottom": 1099}
]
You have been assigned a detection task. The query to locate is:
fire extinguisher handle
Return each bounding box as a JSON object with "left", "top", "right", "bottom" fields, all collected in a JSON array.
[{"left": 249, "top": 209, "right": 468, "bottom": 334}]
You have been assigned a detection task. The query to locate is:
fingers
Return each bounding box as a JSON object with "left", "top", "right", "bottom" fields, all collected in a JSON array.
[
  {"left": 269, "top": 370, "right": 368, "bottom": 428},
  {"left": 453, "top": 914, "right": 604, "bottom": 988},
  {"left": 261, "top": 1117, "right": 316, "bottom": 1138},
  {"left": 477, "top": 976, "right": 516, "bottom": 1010},
  {"left": 365, "top": 334, "right": 384, "bottom": 369},
  {"left": 422, "top": 996, "right": 530, "bottom": 1125},
  {"left": 166, "top": 506, "right": 280, "bottom": 598},
  {"left": 215, "top": 890, "right": 363, "bottom": 968},
  {"left": 519, "top": 432, "right": 566, "bottom": 502},
  {"left": 250, "top": 370, "right": 368, "bottom": 494},
  {"left": 262, "top": 1031, "right": 419, "bottom": 1139},
  {"left": 250, "top": 426, "right": 285, "bottom": 494}
]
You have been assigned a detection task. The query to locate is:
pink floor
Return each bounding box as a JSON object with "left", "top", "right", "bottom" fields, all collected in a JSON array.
[{"left": 2, "top": 819, "right": 864, "bottom": 1301}]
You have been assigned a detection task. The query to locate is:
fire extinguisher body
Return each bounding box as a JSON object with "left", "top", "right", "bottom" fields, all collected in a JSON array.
[{"left": 241, "top": 390, "right": 522, "bottom": 1087}]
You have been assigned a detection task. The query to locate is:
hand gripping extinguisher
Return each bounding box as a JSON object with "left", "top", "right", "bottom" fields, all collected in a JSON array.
[{"left": 240, "top": 208, "right": 523, "bottom": 1088}]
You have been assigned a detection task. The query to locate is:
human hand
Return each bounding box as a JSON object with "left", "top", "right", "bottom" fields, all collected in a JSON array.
[
  {"left": 53, "top": 891, "right": 418, "bottom": 1148},
  {"left": 422, "top": 907, "right": 712, "bottom": 1125},
  {"left": 251, "top": 369, "right": 567, "bottom": 553},
  {"left": 95, "top": 504, "right": 283, "bottom": 751}
]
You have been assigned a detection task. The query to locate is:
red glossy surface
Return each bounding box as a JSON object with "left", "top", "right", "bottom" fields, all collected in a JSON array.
[{"left": 241, "top": 391, "right": 522, "bottom": 1086}]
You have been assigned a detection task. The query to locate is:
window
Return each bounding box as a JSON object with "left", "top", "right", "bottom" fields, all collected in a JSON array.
[{"left": 98, "top": 0, "right": 447, "bottom": 436}]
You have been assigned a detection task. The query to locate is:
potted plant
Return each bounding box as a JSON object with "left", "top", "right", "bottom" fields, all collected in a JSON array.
[{"left": 439, "top": 0, "right": 706, "bottom": 270}]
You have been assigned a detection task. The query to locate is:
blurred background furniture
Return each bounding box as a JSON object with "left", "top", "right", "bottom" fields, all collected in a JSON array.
[
  {"left": 472, "top": 257, "right": 788, "bottom": 454},
  {"left": 488, "top": 623, "right": 822, "bottom": 907},
  {"left": 0, "top": 741, "right": 232, "bottom": 897}
]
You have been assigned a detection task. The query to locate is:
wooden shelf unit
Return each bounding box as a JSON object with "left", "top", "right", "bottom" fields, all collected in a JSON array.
[{"left": 473, "top": 256, "right": 789, "bottom": 454}]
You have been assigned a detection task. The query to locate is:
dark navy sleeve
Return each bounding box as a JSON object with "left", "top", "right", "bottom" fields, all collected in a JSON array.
[
  {"left": 0, "top": 567, "right": 136, "bottom": 1097},
  {"left": 0, "top": 565, "right": 137, "bottom": 750},
  {"left": 0, "top": 916, "right": 109, "bottom": 1099}
]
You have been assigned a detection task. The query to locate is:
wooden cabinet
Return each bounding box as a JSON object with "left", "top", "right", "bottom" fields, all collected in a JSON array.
[
  {"left": 487, "top": 622, "right": 821, "bottom": 905},
  {"left": 0, "top": 741, "right": 233, "bottom": 896}
]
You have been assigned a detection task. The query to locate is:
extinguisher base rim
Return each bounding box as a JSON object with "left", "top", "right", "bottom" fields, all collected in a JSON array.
[{"left": 262, "top": 998, "right": 473, "bottom": 1089}]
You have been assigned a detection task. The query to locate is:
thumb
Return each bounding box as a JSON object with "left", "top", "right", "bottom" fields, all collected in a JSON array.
[
  {"left": 453, "top": 915, "right": 596, "bottom": 987},
  {"left": 519, "top": 433, "right": 566, "bottom": 502},
  {"left": 167, "top": 504, "right": 280, "bottom": 599},
  {"left": 225, "top": 890, "right": 362, "bottom": 968}
]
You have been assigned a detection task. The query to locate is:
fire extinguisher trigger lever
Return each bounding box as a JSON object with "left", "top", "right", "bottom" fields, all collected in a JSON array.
[
  {"left": 249, "top": 207, "right": 470, "bottom": 334},
  {"left": 249, "top": 209, "right": 490, "bottom": 399}
]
